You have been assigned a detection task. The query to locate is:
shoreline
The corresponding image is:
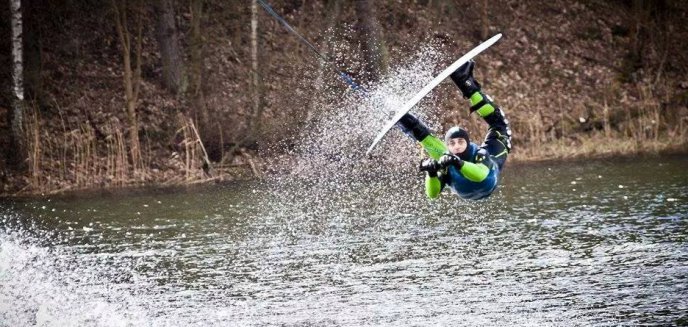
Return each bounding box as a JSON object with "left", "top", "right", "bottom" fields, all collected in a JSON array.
[
  {"left": 509, "top": 141, "right": 688, "bottom": 166},
  {"left": 2, "top": 141, "right": 686, "bottom": 200}
]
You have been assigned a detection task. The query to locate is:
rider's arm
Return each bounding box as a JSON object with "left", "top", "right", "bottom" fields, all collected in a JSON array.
[
  {"left": 420, "top": 157, "right": 445, "bottom": 199},
  {"left": 425, "top": 174, "right": 444, "bottom": 199},
  {"left": 459, "top": 162, "right": 490, "bottom": 182},
  {"left": 459, "top": 150, "right": 493, "bottom": 182}
]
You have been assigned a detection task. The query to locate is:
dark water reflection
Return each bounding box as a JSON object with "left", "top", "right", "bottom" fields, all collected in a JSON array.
[{"left": 1, "top": 156, "right": 687, "bottom": 326}]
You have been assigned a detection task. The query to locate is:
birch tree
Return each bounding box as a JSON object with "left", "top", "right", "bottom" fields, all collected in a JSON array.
[
  {"left": 10, "top": 0, "right": 26, "bottom": 168},
  {"left": 248, "top": 0, "right": 263, "bottom": 140}
]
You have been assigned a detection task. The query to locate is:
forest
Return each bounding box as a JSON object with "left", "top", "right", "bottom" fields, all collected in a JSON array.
[{"left": 1, "top": 0, "right": 687, "bottom": 195}]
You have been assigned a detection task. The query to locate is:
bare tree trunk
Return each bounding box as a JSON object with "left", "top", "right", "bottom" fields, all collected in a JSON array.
[
  {"left": 630, "top": 0, "right": 644, "bottom": 64},
  {"left": 10, "top": 0, "right": 26, "bottom": 169},
  {"left": 24, "top": 1, "right": 44, "bottom": 106},
  {"left": 155, "top": 0, "right": 186, "bottom": 94},
  {"left": 112, "top": 0, "right": 143, "bottom": 172},
  {"left": 189, "top": 0, "right": 208, "bottom": 128},
  {"left": 317, "top": 0, "right": 342, "bottom": 78},
  {"left": 355, "top": 0, "right": 388, "bottom": 82},
  {"left": 251, "top": 0, "right": 259, "bottom": 120},
  {"left": 225, "top": 0, "right": 262, "bottom": 159},
  {"left": 248, "top": 0, "right": 263, "bottom": 140},
  {"left": 187, "top": 0, "right": 215, "bottom": 170},
  {"left": 620, "top": 0, "right": 646, "bottom": 83},
  {"left": 481, "top": 0, "right": 489, "bottom": 39},
  {"left": 310, "top": 0, "right": 341, "bottom": 120}
]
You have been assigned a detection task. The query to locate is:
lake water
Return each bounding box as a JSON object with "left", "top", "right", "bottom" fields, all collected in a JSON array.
[{"left": 1, "top": 156, "right": 687, "bottom": 326}]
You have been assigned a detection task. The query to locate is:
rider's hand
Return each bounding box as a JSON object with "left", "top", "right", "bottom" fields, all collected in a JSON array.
[
  {"left": 438, "top": 153, "right": 463, "bottom": 168},
  {"left": 419, "top": 158, "right": 440, "bottom": 177}
]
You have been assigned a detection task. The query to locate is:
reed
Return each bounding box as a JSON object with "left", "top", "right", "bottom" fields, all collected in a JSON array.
[
  {"left": 21, "top": 104, "right": 151, "bottom": 193},
  {"left": 71, "top": 124, "right": 98, "bottom": 187},
  {"left": 15, "top": 76, "right": 686, "bottom": 196},
  {"left": 24, "top": 103, "right": 42, "bottom": 190},
  {"left": 171, "top": 114, "right": 210, "bottom": 183}
]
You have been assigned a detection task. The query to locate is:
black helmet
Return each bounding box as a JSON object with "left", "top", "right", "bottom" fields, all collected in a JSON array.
[{"left": 444, "top": 126, "right": 470, "bottom": 145}]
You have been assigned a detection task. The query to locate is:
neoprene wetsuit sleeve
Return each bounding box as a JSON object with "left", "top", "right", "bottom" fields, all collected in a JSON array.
[
  {"left": 460, "top": 162, "right": 490, "bottom": 182},
  {"left": 418, "top": 134, "right": 448, "bottom": 199},
  {"left": 420, "top": 135, "right": 447, "bottom": 160},
  {"left": 425, "top": 175, "right": 442, "bottom": 199}
]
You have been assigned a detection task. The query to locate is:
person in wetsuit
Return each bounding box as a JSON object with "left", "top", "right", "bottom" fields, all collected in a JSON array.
[{"left": 397, "top": 60, "right": 512, "bottom": 200}]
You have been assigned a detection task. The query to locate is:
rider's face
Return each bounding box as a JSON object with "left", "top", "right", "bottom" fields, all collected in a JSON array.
[{"left": 447, "top": 138, "right": 467, "bottom": 155}]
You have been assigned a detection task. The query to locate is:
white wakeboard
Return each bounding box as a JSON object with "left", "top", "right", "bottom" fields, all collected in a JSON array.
[{"left": 366, "top": 33, "right": 502, "bottom": 155}]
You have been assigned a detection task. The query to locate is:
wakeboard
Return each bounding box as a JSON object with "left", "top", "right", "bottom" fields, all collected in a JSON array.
[{"left": 366, "top": 33, "right": 503, "bottom": 155}]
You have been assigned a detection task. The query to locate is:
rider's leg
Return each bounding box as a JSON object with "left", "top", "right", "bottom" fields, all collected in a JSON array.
[
  {"left": 450, "top": 60, "right": 512, "bottom": 169},
  {"left": 397, "top": 114, "right": 447, "bottom": 160}
]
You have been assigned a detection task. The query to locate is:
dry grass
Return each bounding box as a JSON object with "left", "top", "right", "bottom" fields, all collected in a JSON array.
[
  {"left": 505, "top": 78, "right": 687, "bottom": 163},
  {"left": 511, "top": 131, "right": 685, "bottom": 163},
  {"left": 168, "top": 114, "right": 210, "bottom": 184},
  {"left": 20, "top": 91, "right": 685, "bottom": 196},
  {"left": 20, "top": 105, "right": 218, "bottom": 195}
]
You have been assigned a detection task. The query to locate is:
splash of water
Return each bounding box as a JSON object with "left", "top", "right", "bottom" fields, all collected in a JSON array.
[
  {"left": 0, "top": 42, "right": 484, "bottom": 326},
  {"left": 258, "top": 42, "right": 461, "bottom": 235},
  {"left": 0, "top": 214, "right": 149, "bottom": 326}
]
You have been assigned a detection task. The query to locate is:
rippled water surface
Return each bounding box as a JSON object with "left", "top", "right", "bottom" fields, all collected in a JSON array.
[{"left": 1, "top": 156, "right": 687, "bottom": 326}]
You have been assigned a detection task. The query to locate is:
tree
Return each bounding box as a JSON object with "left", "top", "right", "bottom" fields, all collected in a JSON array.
[
  {"left": 481, "top": 0, "right": 489, "bottom": 40},
  {"left": 24, "top": 1, "right": 45, "bottom": 106},
  {"left": 10, "top": 0, "right": 26, "bottom": 169},
  {"left": 310, "top": 0, "right": 341, "bottom": 119},
  {"left": 248, "top": 0, "right": 263, "bottom": 141},
  {"left": 188, "top": 0, "right": 218, "bottom": 169},
  {"left": 355, "top": 0, "right": 388, "bottom": 82},
  {"left": 189, "top": 0, "right": 208, "bottom": 128},
  {"left": 112, "top": 0, "right": 144, "bottom": 172},
  {"left": 155, "top": 0, "right": 186, "bottom": 95}
]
